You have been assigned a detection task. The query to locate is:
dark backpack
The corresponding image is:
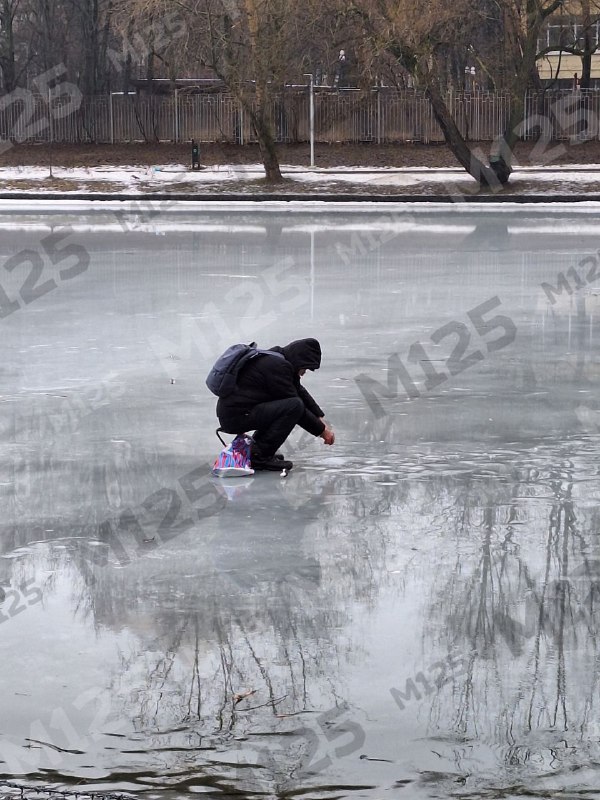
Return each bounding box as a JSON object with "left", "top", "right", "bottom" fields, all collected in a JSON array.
[{"left": 206, "top": 342, "right": 284, "bottom": 398}]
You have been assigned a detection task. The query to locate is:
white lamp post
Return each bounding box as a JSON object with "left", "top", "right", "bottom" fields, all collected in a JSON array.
[{"left": 304, "top": 73, "right": 315, "bottom": 168}]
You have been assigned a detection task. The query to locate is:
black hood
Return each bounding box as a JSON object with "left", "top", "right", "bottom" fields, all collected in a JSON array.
[{"left": 276, "top": 338, "right": 322, "bottom": 371}]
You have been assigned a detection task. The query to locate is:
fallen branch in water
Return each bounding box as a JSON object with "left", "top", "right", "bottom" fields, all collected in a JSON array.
[
  {"left": 237, "top": 694, "right": 288, "bottom": 711},
  {"left": 233, "top": 689, "right": 257, "bottom": 705}
]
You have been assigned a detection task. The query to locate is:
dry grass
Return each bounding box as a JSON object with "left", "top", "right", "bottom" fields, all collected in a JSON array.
[
  {"left": 0, "top": 173, "right": 595, "bottom": 198},
  {"left": 0, "top": 179, "right": 131, "bottom": 193},
  {"left": 2, "top": 140, "right": 600, "bottom": 170}
]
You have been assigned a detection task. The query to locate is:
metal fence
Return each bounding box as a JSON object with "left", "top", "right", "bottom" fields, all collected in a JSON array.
[{"left": 0, "top": 89, "right": 598, "bottom": 146}]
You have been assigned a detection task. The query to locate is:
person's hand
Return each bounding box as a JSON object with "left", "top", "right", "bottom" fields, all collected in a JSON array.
[{"left": 321, "top": 425, "right": 335, "bottom": 446}]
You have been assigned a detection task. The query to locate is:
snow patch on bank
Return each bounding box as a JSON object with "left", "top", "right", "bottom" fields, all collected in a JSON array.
[{"left": 0, "top": 163, "right": 600, "bottom": 193}]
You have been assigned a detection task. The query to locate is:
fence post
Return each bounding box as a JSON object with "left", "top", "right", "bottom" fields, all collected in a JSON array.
[
  {"left": 239, "top": 102, "right": 244, "bottom": 145},
  {"left": 377, "top": 89, "right": 381, "bottom": 144},
  {"left": 109, "top": 93, "right": 114, "bottom": 145},
  {"left": 174, "top": 88, "right": 179, "bottom": 143}
]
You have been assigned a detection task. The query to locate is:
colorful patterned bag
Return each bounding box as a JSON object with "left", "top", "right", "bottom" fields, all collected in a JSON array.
[{"left": 212, "top": 433, "right": 255, "bottom": 478}]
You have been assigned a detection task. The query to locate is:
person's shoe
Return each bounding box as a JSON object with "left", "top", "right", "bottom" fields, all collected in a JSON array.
[
  {"left": 251, "top": 442, "right": 293, "bottom": 471},
  {"left": 252, "top": 455, "right": 293, "bottom": 471}
]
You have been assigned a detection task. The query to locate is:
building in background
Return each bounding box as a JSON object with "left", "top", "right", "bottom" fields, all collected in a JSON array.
[{"left": 537, "top": 1, "right": 600, "bottom": 88}]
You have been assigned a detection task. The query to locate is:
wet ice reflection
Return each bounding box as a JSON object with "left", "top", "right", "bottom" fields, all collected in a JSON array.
[{"left": 2, "top": 206, "right": 600, "bottom": 798}]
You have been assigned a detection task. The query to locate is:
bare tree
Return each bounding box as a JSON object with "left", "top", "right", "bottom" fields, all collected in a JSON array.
[
  {"left": 537, "top": 0, "right": 600, "bottom": 88},
  {"left": 66, "top": 0, "right": 114, "bottom": 94},
  {"left": 22, "top": 0, "right": 76, "bottom": 82},
  {"left": 116, "top": 0, "right": 325, "bottom": 181},
  {"left": 578, "top": 0, "right": 599, "bottom": 88},
  {"left": 347, "top": 0, "right": 566, "bottom": 187},
  {"left": 0, "top": 0, "right": 20, "bottom": 92}
]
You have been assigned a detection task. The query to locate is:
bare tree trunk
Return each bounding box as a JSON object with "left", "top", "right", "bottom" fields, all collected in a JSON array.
[
  {"left": 122, "top": 16, "right": 135, "bottom": 93},
  {"left": 40, "top": 0, "right": 52, "bottom": 71},
  {"left": 491, "top": 71, "right": 537, "bottom": 182},
  {"left": 581, "top": 0, "right": 593, "bottom": 89},
  {"left": 491, "top": 0, "right": 565, "bottom": 182},
  {"left": 425, "top": 80, "right": 504, "bottom": 187},
  {"left": 250, "top": 102, "right": 283, "bottom": 183},
  {"left": 99, "top": 0, "right": 113, "bottom": 93},
  {"left": 71, "top": 0, "right": 101, "bottom": 95},
  {"left": 145, "top": 20, "right": 155, "bottom": 90},
  {"left": 0, "top": 0, "right": 17, "bottom": 93},
  {"left": 243, "top": 0, "right": 283, "bottom": 182}
]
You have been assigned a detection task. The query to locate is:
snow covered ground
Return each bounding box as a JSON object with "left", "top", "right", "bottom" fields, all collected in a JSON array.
[{"left": 0, "top": 162, "right": 599, "bottom": 193}]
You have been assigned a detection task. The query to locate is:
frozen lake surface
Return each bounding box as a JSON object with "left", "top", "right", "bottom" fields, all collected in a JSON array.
[{"left": 2, "top": 202, "right": 600, "bottom": 799}]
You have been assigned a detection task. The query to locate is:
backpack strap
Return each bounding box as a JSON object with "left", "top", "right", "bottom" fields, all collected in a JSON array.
[{"left": 252, "top": 348, "right": 286, "bottom": 361}]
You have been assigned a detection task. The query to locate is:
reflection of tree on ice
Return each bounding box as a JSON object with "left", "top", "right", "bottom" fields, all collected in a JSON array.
[
  {"left": 424, "top": 461, "right": 600, "bottom": 789},
  {"left": 211, "top": 473, "right": 333, "bottom": 592},
  {"left": 233, "top": 739, "right": 282, "bottom": 795},
  {"left": 64, "top": 462, "right": 381, "bottom": 793}
]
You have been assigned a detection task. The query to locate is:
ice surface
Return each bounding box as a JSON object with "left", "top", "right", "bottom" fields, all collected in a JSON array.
[{"left": 1, "top": 204, "right": 600, "bottom": 799}]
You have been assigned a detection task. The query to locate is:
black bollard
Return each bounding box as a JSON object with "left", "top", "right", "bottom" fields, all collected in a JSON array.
[{"left": 191, "top": 139, "right": 200, "bottom": 170}]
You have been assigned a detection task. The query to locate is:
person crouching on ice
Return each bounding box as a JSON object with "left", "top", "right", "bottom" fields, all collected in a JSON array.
[{"left": 216, "top": 337, "right": 335, "bottom": 471}]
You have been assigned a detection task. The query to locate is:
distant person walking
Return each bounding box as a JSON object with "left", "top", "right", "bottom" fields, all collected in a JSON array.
[{"left": 334, "top": 50, "right": 347, "bottom": 89}]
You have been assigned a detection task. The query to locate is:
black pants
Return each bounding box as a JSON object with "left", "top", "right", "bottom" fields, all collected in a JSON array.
[{"left": 220, "top": 397, "right": 312, "bottom": 457}]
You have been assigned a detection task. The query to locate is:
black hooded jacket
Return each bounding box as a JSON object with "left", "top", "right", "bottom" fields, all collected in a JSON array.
[{"left": 217, "top": 338, "right": 325, "bottom": 436}]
